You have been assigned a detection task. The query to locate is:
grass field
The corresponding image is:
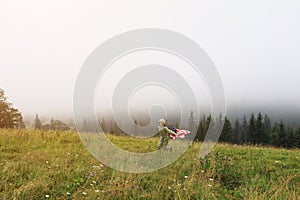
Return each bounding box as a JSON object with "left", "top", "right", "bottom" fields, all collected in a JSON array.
[{"left": 0, "top": 129, "right": 299, "bottom": 200}]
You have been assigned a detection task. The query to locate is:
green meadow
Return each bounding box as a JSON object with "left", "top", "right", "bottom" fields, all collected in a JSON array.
[{"left": 0, "top": 129, "right": 299, "bottom": 200}]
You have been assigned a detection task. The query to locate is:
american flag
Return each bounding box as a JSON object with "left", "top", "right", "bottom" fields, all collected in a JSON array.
[{"left": 168, "top": 125, "right": 190, "bottom": 140}]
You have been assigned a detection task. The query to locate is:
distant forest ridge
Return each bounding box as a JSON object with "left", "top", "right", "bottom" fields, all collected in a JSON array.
[{"left": 70, "top": 111, "right": 300, "bottom": 149}]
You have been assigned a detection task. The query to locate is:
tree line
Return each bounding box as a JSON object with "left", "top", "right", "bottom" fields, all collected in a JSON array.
[
  {"left": 1, "top": 88, "right": 299, "bottom": 148},
  {"left": 195, "top": 112, "right": 300, "bottom": 149},
  {"left": 83, "top": 111, "right": 300, "bottom": 149}
]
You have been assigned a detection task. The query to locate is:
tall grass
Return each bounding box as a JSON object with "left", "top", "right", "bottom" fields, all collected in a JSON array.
[{"left": 0, "top": 129, "right": 299, "bottom": 199}]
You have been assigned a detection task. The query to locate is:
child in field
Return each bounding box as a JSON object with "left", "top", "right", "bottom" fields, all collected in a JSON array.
[
  {"left": 157, "top": 119, "right": 191, "bottom": 150},
  {"left": 157, "top": 119, "right": 175, "bottom": 150}
]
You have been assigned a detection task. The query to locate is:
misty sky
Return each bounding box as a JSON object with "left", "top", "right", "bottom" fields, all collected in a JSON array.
[{"left": 0, "top": 0, "right": 300, "bottom": 120}]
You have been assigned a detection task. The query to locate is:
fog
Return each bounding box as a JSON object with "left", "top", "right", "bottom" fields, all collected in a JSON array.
[{"left": 0, "top": 0, "right": 299, "bottom": 124}]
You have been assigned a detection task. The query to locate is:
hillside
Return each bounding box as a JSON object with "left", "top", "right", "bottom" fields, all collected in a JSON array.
[{"left": 0, "top": 129, "right": 299, "bottom": 199}]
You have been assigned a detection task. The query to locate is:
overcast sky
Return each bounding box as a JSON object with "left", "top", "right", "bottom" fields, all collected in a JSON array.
[{"left": 0, "top": 0, "right": 300, "bottom": 120}]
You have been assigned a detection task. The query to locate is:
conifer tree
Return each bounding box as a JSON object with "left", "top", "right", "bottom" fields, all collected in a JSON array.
[
  {"left": 233, "top": 118, "right": 242, "bottom": 144},
  {"left": 278, "top": 120, "right": 286, "bottom": 147},
  {"left": 255, "top": 112, "right": 264, "bottom": 144},
  {"left": 264, "top": 114, "right": 271, "bottom": 142},
  {"left": 33, "top": 114, "right": 42, "bottom": 129},
  {"left": 248, "top": 113, "right": 256, "bottom": 144},
  {"left": 219, "top": 117, "right": 233, "bottom": 143},
  {"left": 241, "top": 116, "right": 248, "bottom": 143}
]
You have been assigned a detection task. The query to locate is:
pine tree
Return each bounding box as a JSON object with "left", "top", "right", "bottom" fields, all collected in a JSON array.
[
  {"left": 248, "top": 113, "right": 256, "bottom": 144},
  {"left": 17, "top": 115, "right": 26, "bottom": 129},
  {"left": 269, "top": 121, "right": 280, "bottom": 146},
  {"left": 272, "top": 121, "right": 279, "bottom": 133},
  {"left": 278, "top": 120, "right": 286, "bottom": 147},
  {"left": 286, "top": 127, "right": 295, "bottom": 148},
  {"left": 206, "top": 115, "right": 212, "bottom": 132},
  {"left": 269, "top": 131, "right": 280, "bottom": 146},
  {"left": 33, "top": 114, "right": 42, "bottom": 129},
  {"left": 264, "top": 114, "right": 271, "bottom": 143},
  {"left": 219, "top": 117, "right": 233, "bottom": 143},
  {"left": 188, "top": 110, "right": 196, "bottom": 130},
  {"left": 233, "top": 118, "right": 242, "bottom": 144},
  {"left": 195, "top": 115, "right": 209, "bottom": 141},
  {"left": 255, "top": 112, "right": 264, "bottom": 144},
  {"left": 241, "top": 116, "right": 248, "bottom": 143},
  {"left": 295, "top": 127, "right": 300, "bottom": 148}
]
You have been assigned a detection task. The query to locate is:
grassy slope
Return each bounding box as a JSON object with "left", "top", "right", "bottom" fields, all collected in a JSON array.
[{"left": 0, "top": 129, "right": 299, "bottom": 200}]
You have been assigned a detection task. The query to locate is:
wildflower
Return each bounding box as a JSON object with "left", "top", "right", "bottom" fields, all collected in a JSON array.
[
  {"left": 209, "top": 178, "right": 214, "bottom": 181},
  {"left": 168, "top": 186, "right": 171, "bottom": 190},
  {"left": 66, "top": 192, "right": 71, "bottom": 195},
  {"left": 95, "top": 190, "right": 100, "bottom": 193},
  {"left": 82, "top": 192, "right": 87, "bottom": 195},
  {"left": 92, "top": 180, "right": 97, "bottom": 184},
  {"left": 184, "top": 176, "right": 188, "bottom": 179},
  {"left": 46, "top": 161, "right": 49, "bottom": 164},
  {"left": 201, "top": 170, "right": 205, "bottom": 173},
  {"left": 208, "top": 184, "right": 212, "bottom": 187},
  {"left": 45, "top": 194, "right": 50, "bottom": 198}
]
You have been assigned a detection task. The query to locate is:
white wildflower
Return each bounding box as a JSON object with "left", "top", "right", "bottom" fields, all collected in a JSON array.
[{"left": 45, "top": 194, "right": 50, "bottom": 198}]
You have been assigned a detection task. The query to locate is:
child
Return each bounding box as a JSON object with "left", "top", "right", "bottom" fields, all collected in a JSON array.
[{"left": 157, "top": 119, "right": 175, "bottom": 150}]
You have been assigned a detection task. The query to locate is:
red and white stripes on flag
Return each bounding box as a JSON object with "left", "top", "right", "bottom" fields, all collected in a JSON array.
[{"left": 169, "top": 129, "right": 190, "bottom": 140}]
